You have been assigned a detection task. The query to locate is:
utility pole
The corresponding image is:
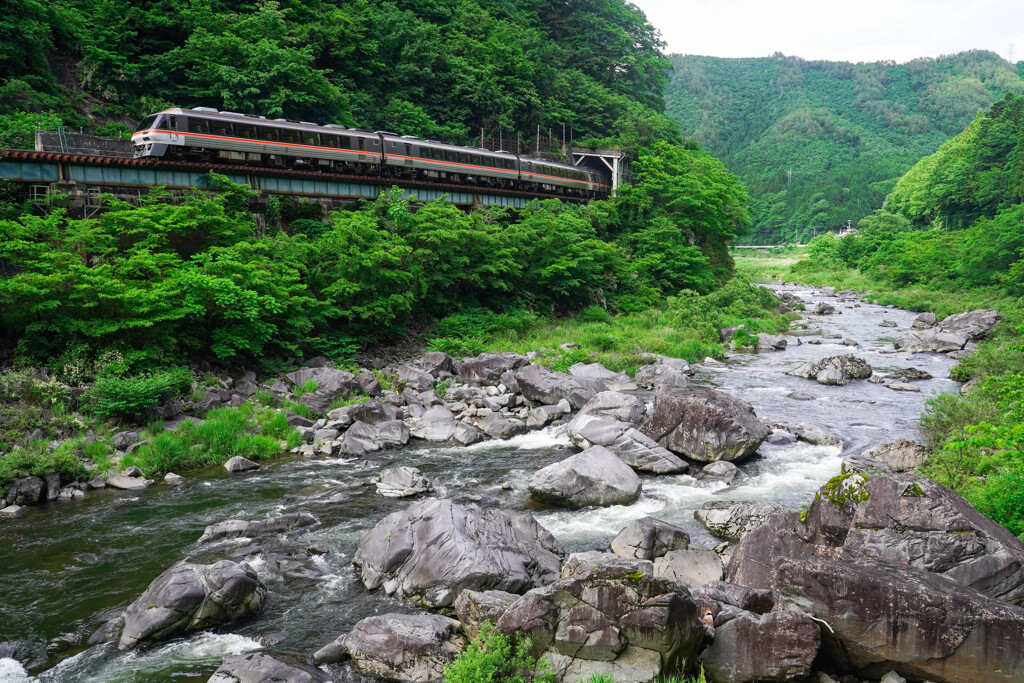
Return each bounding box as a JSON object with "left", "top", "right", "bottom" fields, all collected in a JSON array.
[
  {"left": 787, "top": 169, "right": 792, "bottom": 185},
  {"left": 1010, "top": 43, "right": 1016, "bottom": 64}
]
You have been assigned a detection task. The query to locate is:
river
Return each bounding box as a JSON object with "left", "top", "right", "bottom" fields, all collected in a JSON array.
[{"left": 0, "top": 285, "right": 961, "bottom": 682}]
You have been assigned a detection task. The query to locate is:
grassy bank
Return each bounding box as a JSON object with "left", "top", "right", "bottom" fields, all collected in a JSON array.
[{"left": 425, "top": 278, "right": 793, "bottom": 374}]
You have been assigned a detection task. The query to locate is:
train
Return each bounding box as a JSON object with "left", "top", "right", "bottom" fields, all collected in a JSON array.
[{"left": 131, "top": 108, "right": 610, "bottom": 199}]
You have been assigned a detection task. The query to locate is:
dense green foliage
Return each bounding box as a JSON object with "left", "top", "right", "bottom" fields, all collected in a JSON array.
[
  {"left": 87, "top": 367, "right": 193, "bottom": 421},
  {"left": 666, "top": 51, "right": 1024, "bottom": 242},
  {"left": 0, "top": 0, "right": 675, "bottom": 147},
  {"left": 779, "top": 92, "right": 1024, "bottom": 537},
  {"left": 0, "top": 141, "right": 748, "bottom": 371},
  {"left": 443, "top": 624, "right": 556, "bottom": 683}
]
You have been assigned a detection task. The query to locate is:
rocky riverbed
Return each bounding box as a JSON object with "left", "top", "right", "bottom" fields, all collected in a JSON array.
[{"left": 1, "top": 284, "right": 1017, "bottom": 683}]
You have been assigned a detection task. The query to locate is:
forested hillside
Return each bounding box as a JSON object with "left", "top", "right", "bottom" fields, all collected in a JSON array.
[
  {"left": 666, "top": 51, "right": 1024, "bottom": 242},
  {"left": 794, "top": 92, "right": 1024, "bottom": 535},
  {"left": 1, "top": 0, "right": 677, "bottom": 147}
]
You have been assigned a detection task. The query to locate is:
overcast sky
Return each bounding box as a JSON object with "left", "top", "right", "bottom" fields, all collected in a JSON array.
[{"left": 630, "top": 0, "right": 1024, "bottom": 64}]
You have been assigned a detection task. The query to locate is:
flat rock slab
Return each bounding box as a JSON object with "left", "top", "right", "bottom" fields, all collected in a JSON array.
[
  {"left": 694, "top": 500, "right": 785, "bottom": 542},
  {"left": 208, "top": 652, "right": 327, "bottom": 683},
  {"left": 653, "top": 549, "right": 724, "bottom": 586},
  {"left": 106, "top": 472, "right": 152, "bottom": 490},
  {"left": 700, "top": 609, "right": 820, "bottom": 683},
  {"left": 610, "top": 517, "right": 690, "bottom": 560}
]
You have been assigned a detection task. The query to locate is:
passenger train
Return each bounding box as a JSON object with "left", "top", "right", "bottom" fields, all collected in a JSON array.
[{"left": 132, "top": 108, "right": 609, "bottom": 199}]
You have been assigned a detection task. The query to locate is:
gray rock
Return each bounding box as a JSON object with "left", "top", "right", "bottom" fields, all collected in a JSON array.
[
  {"left": 814, "top": 302, "right": 836, "bottom": 315},
  {"left": 0, "top": 505, "right": 24, "bottom": 517},
  {"left": 937, "top": 308, "right": 1001, "bottom": 341},
  {"left": 328, "top": 613, "right": 466, "bottom": 681},
  {"left": 894, "top": 328, "right": 968, "bottom": 354},
  {"left": 653, "top": 549, "right": 724, "bottom": 586},
  {"left": 118, "top": 559, "right": 266, "bottom": 649},
  {"left": 514, "top": 364, "right": 604, "bottom": 410},
  {"left": 409, "top": 405, "right": 459, "bottom": 441},
  {"left": 787, "top": 354, "right": 873, "bottom": 386},
  {"left": 457, "top": 352, "right": 530, "bottom": 385},
  {"left": 884, "top": 367, "right": 933, "bottom": 381},
  {"left": 106, "top": 472, "right": 152, "bottom": 490},
  {"left": 791, "top": 422, "right": 843, "bottom": 446},
  {"left": 912, "top": 311, "right": 937, "bottom": 329},
  {"left": 634, "top": 362, "right": 691, "bottom": 389},
  {"left": 610, "top": 517, "right": 690, "bottom": 560},
  {"left": 164, "top": 472, "right": 185, "bottom": 485},
  {"left": 477, "top": 412, "right": 527, "bottom": 439},
  {"left": 453, "top": 423, "right": 484, "bottom": 446},
  {"left": 888, "top": 382, "right": 921, "bottom": 392},
  {"left": 422, "top": 352, "right": 456, "bottom": 378},
  {"left": 198, "top": 512, "right": 318, "bottom": 544},
  {"left": 860, "top": 439, "right": 928, "bottom": 472},
  {"left": 355, "top": 372, "right": 383, "bottom": 397},
  {"left": 454, "top": 589, "right": 522, "bottom": 639},
  {"left": 694, "top": 500, "right": 785, "bottom": 542},
  {"left": 284, "top": 411, "right": 315, "bottom": 428},
  {"left": 880, "top": 672, "right": 907, "bottom": 683},
  {"left": 6, "top": 476, "right": 45, "bottom": 506},
  {"left": 353, "top": 498, "right": 564, "bottom": 608},
  {"left": 285, "top": 366, "right": 357, "bottom": 395},
  {"left": 560, "top": 551, "right": 653, "bottom": 578},
  {"left": 568, "top": 362, "right": 637, "bottom": 391},
  {"left": 341, "top": 420, "right": 409, "bottom": 454},
  {"left": 567, "top": 414, "right": 688, "bottom": 474},
  {"left": 841, "top": 455, "right": 893, "bottom": 475},
  {"left": 720, "top": 324, "right": 746, "bottom": 342},
  {"left": 879, "top": 319, "right": 898, "bottom": 328},
  {"left": 786, "top": 391, "right": 816, "bottom": 401},
  {"left": 778, "top": 558, "right": 1024, "bottom": 683},
  {"left": 496, "top": 563, "right": 704, "bottom": 683},
  {"left": 765, "top": 430, "right": 798, "bottom": 445},
  {"left": 377, "top": 467, "right": 433, "bottom": 498},
  {"left": 727, "top": 474, "right": 1024, "bottom": 606},
  {"left": 528, "top": 445, "right": 642, "bottom": 508},
  {"left": 701, "top": 460, "right": 739, "bottom": 483},
  {"left": 208, "top": 653, "right": 327, "bottom": 683},
  {"left": 87, "top": 476, "right": 106, "bottom": 489},
  {"left": 328, "top": 399, "right": 400, "bottom": 426},
  {"left": 112, "top": 430, "right": 141, "bottom": 450},
  {"left": 640, "top": 384, "right": 771, "bottom": 462},
  {"left": 699, "top": 610, "right": 820, "bottom": 682},
  {"left": 756, "top": 333, "right": 788, "bottom": 351},
  {"left": 571, "top": 391, "right": 646, "bottom": 426},
  {"left": 397, "top": 365, "right": 435, "bottom": 392},
  {"left": 312, "top": 428, "right": 339, "bottom": 444},
  {"left": 223, "top": 456, "right": 260, "bottom": 473},
  {"left": 525, "top": 405, "right": 565, "bottom": 428}
]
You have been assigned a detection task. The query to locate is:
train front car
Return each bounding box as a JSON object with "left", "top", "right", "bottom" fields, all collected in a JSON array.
[{"left": 132, "top": 109, "right": 182, "bottom": 158}]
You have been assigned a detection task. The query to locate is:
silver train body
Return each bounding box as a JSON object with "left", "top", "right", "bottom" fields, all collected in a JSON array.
[{"left": 131, "top": 108, "right": 609, "bottom": 198}]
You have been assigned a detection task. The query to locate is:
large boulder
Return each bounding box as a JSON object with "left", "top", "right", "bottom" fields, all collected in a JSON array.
[
  {"left": 5, "top": 476, "right": 46, "bottom": 506},
  {"left": 353, "top": 498, "right": 564, "bottom": 608},
  {"left": 453, "top": 589, "right": 522, "bottom": 639},
  {"left": 560, "top": 551, "right": 653, "bottom": 579},
  {"left": 610, "top": 517, "right": 690, "bottom": 560},
  {"left": 653, "top": 549, "right": 724, "bottom": 587},
  {"left": 694, "top": 500, "right": 785, "bottom": 542},
  {"left": 894, "top": 328, "right": 968, "bottom": 354},
  {"left": 568, "top": 363, "right": 637, "bottom": 391},
  {"left": 285, "top": 366, "right": 358, "bottom": 395},
  {"left": 572, "top": 391, "right": 646, "bottom": 426},
  {"left": 937, "top": 309, "right": 1001, "bottom": 341},
  {"left": 912, "top": 311, "right": 937, "bottom": 329},
  {"left": 477, "top": 412, "right": 527, "bottom": 439},
  {"left": 106, "top": 472, "right": 153, "bottom": 489},
  {"left": 457, "top": 352, "right": 529, "bottom": 385},
  {"left": 634, "top": 363, "right": 690, "bottom": 390},
  {"left": 528, "top": 445, "right": 642, "bottom": 508},
  {"left": 778, "top": 558, "right": 1024, "bottom": 683},
  {"left": 328, "top": 399, "right": 399, "bottom": 426},
  {"left": 377, "top": 466, "right": 433, "bottom": 498},
  {"left": 397, "top": 365, "right": 435, "bottom": 393},
  {"left": 341, "top": 420, "right": 409, "bottom": 455},
  {"left": 421, "top": 352, "right": 457, "bottom": 378},
  {"left": 860, "top": 439, "right": 928, "bottom": 472},
  {"left": 409, "top": 405, "right": 459, "bottom": 442},
  {"left": 640, "top": 385, "right": 770, "bottom": 463},
  {"left": 514, "top": 364, "right": 605, "bottom": 410},
  {"left": 728, "top": 474, "right": 1024, "bottom": 607},
  {"left": 317, "top": 613, "right": 466, "bottom": 681},
  {"left": 699, "top": 610, "right": 820, "bottom": 683},
  {"left": 118, "top": 560, "right": 266, "bottom": 649},
  {"left": 568, "top": 414, "right": 688, "bottom": 474},
  {"left": 208, "top": 653, "right": 327, "bottom": 683},
  {"left": 198, "top": 512, "right": 318, "bottom": 544},
  {"left": 496, "top": 564, "right": 705, "bottom": 683},
  {"left": 787, "top": 354, "right": 873, "bottom": 386}
]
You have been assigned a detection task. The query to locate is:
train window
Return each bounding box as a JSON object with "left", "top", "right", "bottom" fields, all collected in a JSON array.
[
  {"left": 134, "top": 115, "right": 159, "bottom": 132},
  {"left": 444, "top": 150, "right": 456, "bottom": 162},
  {"left": 358, "top": 138, "right": 366, "bottom": 151},
  {"left": 188, "top": 118, "right": 209, "bottom": 134},
  {"left": 470, "top": 154, "right": 480, "bottom": 165},
  {"left": 405, "top": 144, "right": 413, "bottom": 156},
  {"left": 482, "top": 156, "right": 492, "bottom": 167},
  {"left": 169, "top": 115, "right": 177, "bottom": 129},
  {"left": 506, "top": 159, "right": 515, "bottom": 170},
  {"left": 457, "top": 152, "right": 468, "bottom": 164},
  {"left": 237, "top": 123, "right": 256, "bottom": 139},
  {"left": 322, "top": 135, "right": 338, "bottom": 148},
  {"left": 336, "top": 136, "right": 348, "bottom": 148},
  {"left": 302, "top": 131, "right": 319, "bottom": 145},
  {"left": 281, "top": 129, "right": 299, "bottom": 144},
  {"left": 212, "top": 120, "right": 232, "bottom": 136},
  {"left": 259, "top": 127, "right": 278, "bottom": 142}
]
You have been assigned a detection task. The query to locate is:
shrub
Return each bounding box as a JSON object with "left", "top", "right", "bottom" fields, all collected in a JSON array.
[
  {"left": 443, "top": 623, "right": 556, "bottom": 683},
  {"left": 88, "top": 367, "right": 192, "bottom": 421},
  {"left": 0, "top": 441, "right": 90, "bottom": 490}
]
